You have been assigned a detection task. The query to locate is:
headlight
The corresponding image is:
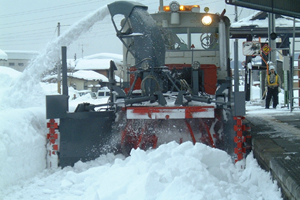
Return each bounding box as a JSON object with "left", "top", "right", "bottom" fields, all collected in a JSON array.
[
  {"left": 192, "top": 61, "right": 200, "bottom": 70},
  {"left": 202, "top": 15, "right": 212, "bottom": 26},
  {"left": 170, "top": 1, "right": 180, "bottom": 12}
]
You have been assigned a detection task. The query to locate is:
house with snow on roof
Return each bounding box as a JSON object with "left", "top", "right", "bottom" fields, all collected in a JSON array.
[
  {"left": 42, "top": 54, "right": 122, "bottom": 92},
  {"left": 72, "top": 56, "right": 122, "bottom": 91},
  {"left": 3, "top": 50, "right": 39, "bottom": 72},
  {"left": 75, "top": 59, "right": 112, "bottom": 77},
  {"left": 68, "top": 70, "right": 109, "bottom": 91}
]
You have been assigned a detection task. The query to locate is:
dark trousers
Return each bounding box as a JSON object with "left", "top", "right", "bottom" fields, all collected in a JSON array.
[{"left": 266, "top": 87, "right": 278, "bottom": 108}]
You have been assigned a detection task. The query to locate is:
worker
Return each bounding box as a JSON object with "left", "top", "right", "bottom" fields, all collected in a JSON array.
[{"left": 265, "top": 64, "right": 282, "bottom": 109}]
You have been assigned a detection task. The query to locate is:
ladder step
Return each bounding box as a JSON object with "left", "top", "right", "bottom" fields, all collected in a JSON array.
[
  {"left": 292, "top": 97, "right": 300, "bottom": 99},
  {"left": 293, "top": 68, "right": 300, "bottom": 71},
  {"left": 293, "top": 87, "right": 300, "bottom": 90}
]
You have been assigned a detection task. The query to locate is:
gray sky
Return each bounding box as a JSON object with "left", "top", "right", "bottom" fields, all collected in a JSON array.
[{"left": 0, "top": 0, "right": 256, "bottom": 59}]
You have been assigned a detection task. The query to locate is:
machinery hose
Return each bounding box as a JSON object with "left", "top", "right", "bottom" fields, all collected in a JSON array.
[
  {"left": 180, "top": 79, "right": 193, "bottom": 94},
  {"left": 141, "top": 75, "right": 161, "bottom": 95}
]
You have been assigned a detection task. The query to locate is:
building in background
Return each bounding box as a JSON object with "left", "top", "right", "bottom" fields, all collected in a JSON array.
[
  {"left": 4, "top": 50, "right": 39, "bottom": 72},
  {"left": 68, "top": 70, "right": 109, "bottom": 91}
]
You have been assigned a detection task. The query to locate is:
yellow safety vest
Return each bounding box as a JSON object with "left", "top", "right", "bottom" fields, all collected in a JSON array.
[{"left": 267, "top": 74, "right": 278, "bottom": 86}]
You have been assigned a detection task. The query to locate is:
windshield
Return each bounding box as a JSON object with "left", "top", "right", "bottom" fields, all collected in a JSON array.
[{"left": 162, "top": 28, "right": 219, "bottom": 51}]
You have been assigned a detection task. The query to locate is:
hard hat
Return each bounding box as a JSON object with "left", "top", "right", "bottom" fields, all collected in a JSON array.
[{"left": 269, "top": 65, "right": 275, "bottom": 70}]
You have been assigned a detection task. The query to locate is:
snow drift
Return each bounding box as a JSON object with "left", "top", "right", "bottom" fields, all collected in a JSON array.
[{"left": 2, "top": 142, "right": 282, "bottom": 200}]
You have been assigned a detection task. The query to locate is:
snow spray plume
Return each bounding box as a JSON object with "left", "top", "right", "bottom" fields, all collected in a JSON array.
[{"left": 2, "top": 5, "right": 110, "bottom": 109}]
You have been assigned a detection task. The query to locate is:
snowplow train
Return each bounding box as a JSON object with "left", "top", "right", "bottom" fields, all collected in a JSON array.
[{"left": 46, "top": 0, "right": 249, "bottom": 168}]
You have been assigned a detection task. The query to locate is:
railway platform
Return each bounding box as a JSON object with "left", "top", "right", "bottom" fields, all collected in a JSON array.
[{"left": 246, "top": 108, "right": 300, "bottom": 200}]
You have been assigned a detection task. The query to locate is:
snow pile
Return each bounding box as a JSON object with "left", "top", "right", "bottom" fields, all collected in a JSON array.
[
  {"left": 2, "top": 142, "right": 282, "bottom": 200},
  {"left": 0, "top": 66, "right": 47, "bottom": 190}
]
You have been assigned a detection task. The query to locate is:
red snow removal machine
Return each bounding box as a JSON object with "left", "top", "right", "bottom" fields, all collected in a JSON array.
[{"left": 46, "top": 1, "right": 249, "bottom": 168}]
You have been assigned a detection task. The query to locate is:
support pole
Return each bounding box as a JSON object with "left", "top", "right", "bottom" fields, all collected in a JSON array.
[
  {"left": 268, "top": 13, "right": 276, "bottom": 64},
  {"left": 290, "top": 56, "right": 294, "bottom": 111},
  {"left": 245, "top": 35, "right": 252, "bottom": 101},
  {"left": 234, "top": 6, "right": 239, "bottom": 93},
  {"left": 57, "top": 22, "right": 61, "bottom": 94},
  {"left": 62, "top": 46, "right": 68, "bottom": 97},
  {"left": 159, "top": 0, "right": 164, "bottom": 12}
]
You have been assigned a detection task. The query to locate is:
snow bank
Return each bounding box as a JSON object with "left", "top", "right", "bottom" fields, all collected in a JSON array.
[
  {"left": 2, "top": 142, "right": 282, "bottom": 200},
  {"left": 0, "top": 67, "right": 47, "bottom": 189},
  {"left": 0, "top": 107, "right": 46, "bottom": 188}
]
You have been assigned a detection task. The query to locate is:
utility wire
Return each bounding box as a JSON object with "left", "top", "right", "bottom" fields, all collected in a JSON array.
[
  {"left": 0, "top": 8, "right": 102, "bottom": 27},
  {"left": 0, "top": 12, "right": 111, "bottom": 30},
  {"left": 0, "top": 0, "right": 100, "bottom": 18},
  {"left": 0, "top": 21, "right": 113, "bottom": 41},
  {"left": 0, "top": 28, "right": 54, "bottom": 37}
]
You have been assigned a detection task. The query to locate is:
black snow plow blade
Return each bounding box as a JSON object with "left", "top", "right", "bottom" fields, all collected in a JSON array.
[
  {"left": 46, "top": 95, "right": 115, "bottom": 168},
  {"left": 59, "top": 111, "right": 115, "bottom": 167}
]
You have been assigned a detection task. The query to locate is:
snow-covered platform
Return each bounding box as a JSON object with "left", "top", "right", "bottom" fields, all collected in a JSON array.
[{"left": 246, "top": 112, "right": 300, "bottom": 200}]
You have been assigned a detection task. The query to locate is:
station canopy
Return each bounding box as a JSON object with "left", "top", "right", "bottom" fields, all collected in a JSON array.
[{"left": 225, "top": 0, "right": 300, "bottom": 19}]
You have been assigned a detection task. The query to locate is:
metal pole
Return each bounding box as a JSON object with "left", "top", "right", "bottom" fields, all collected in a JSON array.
[
  {"left": 268, "top": 13, "right": 276, "bottom": 64},
  {"left": 62, "top": 46, "right": 68, "bottom": 97},
  {"left": 290, "top": 56, "right": 294, "bottom": 111},
  {"left": 292, "top": 18, "right": 297, "bottom": 107},
  {"left": 58, "top": 22, "right": 60, "bottom": 37},
  {"left": 234, "top": 6, "right": 239, "bottom": 93},
  {"left": 57, "top": 22, "right": 61, "bottom": 94},
  {"left": 159, "top": 0, "right": 164, "bottom": 12}
]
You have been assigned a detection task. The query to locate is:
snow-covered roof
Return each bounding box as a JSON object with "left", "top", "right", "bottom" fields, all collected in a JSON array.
[
  {"left": 3, "top": 50, "right": 39, "bottom": 60},
  {"left": 84, "top": 53, "right": 123, "bottom": 61},
  {"left": 75, "top": 59, "right": 112, "bottom": 70},
  {"left": 69, "top": 70, "right": 109, "bottom": 82},
  {"left": 231, "top": 11, "right": 300, "bottom": 28},
  {"left": 0, "top": 49, "right": 8, "bottom": 60}
]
